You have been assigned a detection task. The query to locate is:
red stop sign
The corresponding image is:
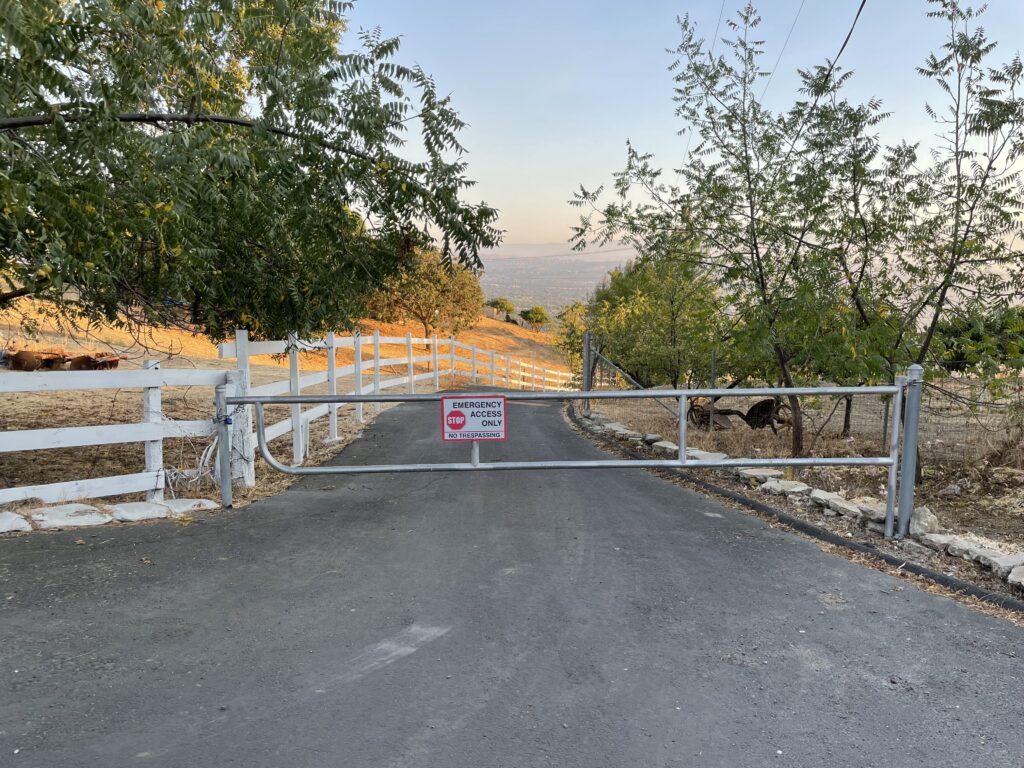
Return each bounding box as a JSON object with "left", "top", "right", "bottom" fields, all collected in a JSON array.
[{"left": 446, "top": 410, "right": 467, "bottom": 430}]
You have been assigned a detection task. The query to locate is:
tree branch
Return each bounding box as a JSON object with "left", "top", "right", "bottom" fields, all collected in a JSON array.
[{"left": 0, "top": 111, "right": 377, "bottom": 164}]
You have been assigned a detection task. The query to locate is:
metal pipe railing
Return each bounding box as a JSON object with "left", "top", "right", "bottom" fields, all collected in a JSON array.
[
  {"left": 228, "top": 385, "right": 900, "bottom": 407},
  {"left": 227, "top": 378, "right": 919, "bottom": 542}
]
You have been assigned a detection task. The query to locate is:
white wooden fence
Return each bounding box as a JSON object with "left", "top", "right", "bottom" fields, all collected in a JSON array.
[
  {"left": 218, "top": 329, "right": 572, "bottom": 485},
  {"left": 0, "top": 329, "right": 571, "bottom": 505},
  {"left": 0, "top": 363, "right": 237, "bottom": 505}
]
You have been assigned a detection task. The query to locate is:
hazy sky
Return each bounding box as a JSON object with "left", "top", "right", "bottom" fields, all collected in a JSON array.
[{"left": 346, "top": 1, "right": 1024, "bottom": 248}]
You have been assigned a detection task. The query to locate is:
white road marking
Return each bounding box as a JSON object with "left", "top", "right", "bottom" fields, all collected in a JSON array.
[{"left": 331, "top": 624, "right": 450, "bottom": 686}]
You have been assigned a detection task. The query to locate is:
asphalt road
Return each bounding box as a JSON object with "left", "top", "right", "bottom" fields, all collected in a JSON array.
[{"left": 2, "top": 395, "right": 1023, "bottom": 767}]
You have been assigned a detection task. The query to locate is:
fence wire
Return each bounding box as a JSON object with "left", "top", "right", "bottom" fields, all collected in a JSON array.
[{"left": 589, "top": 354, "right": 1024, "bottom": 468}]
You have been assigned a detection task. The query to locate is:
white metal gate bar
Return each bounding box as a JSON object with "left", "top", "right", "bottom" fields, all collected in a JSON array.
[{"left": 222, "top": 380, "right": 919, "bottom": 537}]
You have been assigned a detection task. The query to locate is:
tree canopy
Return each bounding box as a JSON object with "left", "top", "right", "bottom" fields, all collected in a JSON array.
[
  {"left": 519, "top": 305, "right": 551, "bottom": 330},
  {"left": 0, "top": 0, "right": 501, "bottom": 339},
  {"left": 366, "top": 250, "right": 483, "bottom": 338},
  {"left": 486, "top": 297, "right": 515, "bottom": 318},
  {"left": 571, "top": 0, "right": 1024, "bottom": 455}
]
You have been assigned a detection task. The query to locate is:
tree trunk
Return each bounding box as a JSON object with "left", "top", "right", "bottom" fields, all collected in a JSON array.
[
  {"left": 775, "top": 348, "right": 804, "bottom": 456},
  {"left": 842, "top": 395, "right": 853, "bottom": 438}
]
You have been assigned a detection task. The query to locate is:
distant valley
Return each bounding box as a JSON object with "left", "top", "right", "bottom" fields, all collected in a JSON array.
[{"left": 479, "top": 244, "right": 633, "bottom": 311}]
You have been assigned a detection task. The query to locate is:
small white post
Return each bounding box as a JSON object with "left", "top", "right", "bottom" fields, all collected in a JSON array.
[
  {"left": 432, "top": 335, "right": 440, "bottom": 390},
  {"left": 490, "top": 352, "right": 496, "bottom": 385},
  {"left": 288, "top": 332, "right": 303, "bottom": 465},
  {"left": 231, "top": 329, "right": 255, "bottom": 487},
  {"left": 471, "top": 346, "right": 477, "bottom": 384},
  {"left": 531, "top": 365, "right": 538, "bottom": 391},
  {"left": 143, "top": 360, "right": 163, "bottom": 502},
  {"left": 326, "top": 331, "right": 338, "bottom": 441},
  {"left": 354, "top": 331, "right": 364, "bottom": 424},
  {"left": 373, "top": 330, "right": 381, "bottom": 412},
  {"left": 449, "top": 336, "right": 456, "bottom": 386},
  {"left": 406, "top": 332, "right": 415, "bottom": 394},
  {"left": 541, "top": 368, "right": 547, "bottom": 391},
  {"left": 505, "top": 356, "right": 511, "bottom": 388}
]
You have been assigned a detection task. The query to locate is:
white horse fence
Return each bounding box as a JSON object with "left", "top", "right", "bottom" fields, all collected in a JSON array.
[{"left": 0, "top": 329, "right": 571, "bottom": 507}]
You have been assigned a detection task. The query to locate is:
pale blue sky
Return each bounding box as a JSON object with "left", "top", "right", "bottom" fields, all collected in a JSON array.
[{"left": 347, "top": 1, "right": 1024, "bottom": 248}]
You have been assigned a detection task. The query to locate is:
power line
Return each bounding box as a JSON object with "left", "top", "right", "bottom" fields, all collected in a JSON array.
[
  {"left": 760, "top": 0, "right": 806, "bottom": 101},
  {"left": 678, "top": 0, "right": 728, "bottom": 185},
  {"left": 827, "top": 0, "right": 868, "bottom": 86},
  {"left": 709, "top": 0, "right": 727, "bottom": 56},
  {"left": 778, "top": 0, "right": 868, "bottom": 166}
]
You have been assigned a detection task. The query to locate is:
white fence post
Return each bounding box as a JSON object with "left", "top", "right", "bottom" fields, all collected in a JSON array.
[
  {"left": 532, "top": 365, "right": 538, "bottom": 391},
  {"left": 490, "top": 352, "right": 496, "bottom": 385},
  {"left": 471, "top": 346, "right": 477, "bottom": 384},
  {"left": 231, "top": 329, "right": 255, "bottom": 487},
  {"left": 541, "top": 368, "right": 547, "bottom": 391},
  {"left": 505, "top": 356, "right": 511, "bottom": 389},
  {"left": 432, "top": 335, "right": 440, "bottom": 390},
  {"left": 406, "top": 332, "right": 415, "bottom": 394},
  {"left": 372, "top": 329, "right": 381, "bottom": 412},
  {"left": 354, "top": 331, "right": 364, "bottom": 424},
  {"left": 142, "top": 360, "right": 164, "bottom": 502},
  {"left": 288, "top": 332, "right": 303, "bottom": 465},
  {"left": 326, "top": 331, "right": 338, "bottom": 441},
  {"left": 449, "top": 336, "right": 456, "bottom": 385}
]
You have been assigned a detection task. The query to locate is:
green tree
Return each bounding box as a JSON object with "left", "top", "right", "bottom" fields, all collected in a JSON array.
[
  {"left": 367, "top": 251, "right": 483, "bottom": 338},
  {"left": 519, "top": 305, "right": 551, "bottom": 330},
  {"left": 0, "top": 0, "right": 500, "bottom": 340},
  {"left": 572, "top": 1, "right": 1024, "bottom": 456},
  {"left": 894, "top": 1, "right": 1024, "bottom": 369},
  {"left": 589, "top": 254, "right": 726, "bottom": 388},
  {"left": 555, "top": 300, "right": 588, "bottom": 378},
  {"left": 486, "top": 297, "right": 515, "bottom": 320},
  {"left": 934, "top": 307, "right": 1024, "bottom": 374}
]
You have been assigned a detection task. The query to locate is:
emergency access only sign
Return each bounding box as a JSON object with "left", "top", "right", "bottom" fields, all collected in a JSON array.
[{"left": 441, "top": 395, "right": 507, "bottom": 441}]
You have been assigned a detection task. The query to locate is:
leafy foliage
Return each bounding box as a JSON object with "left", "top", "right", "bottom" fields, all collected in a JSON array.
[
  {"left": 519, "top": 305, "right": 551, "bottom": 330},
  {"left": 589, "top": 254, "right": 726, "bottom": 388},
  {"left": 0, "top": 0, "right": 500, "bottom": 339},
  {"left": 935, "top": 307, "right": 1024, "bottom": 374},
  {"left": 555, "top": 300, "right": 587, "bottom": 378},
  {"left": 571, "top": 0, "right": 1024, "bottom": 455},
  {"left": 366, "top": 250, "right": 483, "bottom": 337}
]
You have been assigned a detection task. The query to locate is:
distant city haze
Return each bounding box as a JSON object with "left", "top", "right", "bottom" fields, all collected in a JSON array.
[{"left": 480, "top": 245, "right": 632, "bottom": 311}]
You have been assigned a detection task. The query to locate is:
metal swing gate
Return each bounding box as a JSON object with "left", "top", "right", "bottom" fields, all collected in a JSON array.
[{"left": 220, "top": 366, "right": 923, "bottom": 539}]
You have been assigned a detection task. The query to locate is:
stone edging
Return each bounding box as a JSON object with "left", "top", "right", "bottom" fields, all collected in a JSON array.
[
  {"left": 578, "top": 411, "right": 1024, "bottom": 591},
  {"left": 0, "top": 498, "right": 219, "bottom": 534}
]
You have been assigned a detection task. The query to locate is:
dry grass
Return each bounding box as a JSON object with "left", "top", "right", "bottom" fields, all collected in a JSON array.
[{"left": 3, "top": 299, "right": 568, "bottom": 374}]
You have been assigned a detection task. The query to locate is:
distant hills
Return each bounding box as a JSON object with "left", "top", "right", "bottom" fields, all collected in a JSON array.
[{"left": 479, "top": 244, "right": 633, "bottom": 311}]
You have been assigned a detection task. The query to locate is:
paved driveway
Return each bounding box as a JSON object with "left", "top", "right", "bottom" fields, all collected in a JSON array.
[{"left": 1, "top": 396, "right": 1022, "bottom": 766}]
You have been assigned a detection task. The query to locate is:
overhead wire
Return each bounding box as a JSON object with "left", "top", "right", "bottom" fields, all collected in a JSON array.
[
  {"left": 760, "top": 0, "right": 806, "bottom": 101},
  {"left": 779, "top": 0, "right": 868, "bottom": 162},
  {"left": 677, "top": 0, "right": 728, "bottom": 181}
]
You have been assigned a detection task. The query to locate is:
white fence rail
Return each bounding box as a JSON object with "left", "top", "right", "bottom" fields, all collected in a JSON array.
[
  {"left": 0, "top": 362, "right": 237, "bottom": 505},
  {"left": 0, "top": 328, "right": 571, "bottom": 506},
  {"left": 218, "top": 329, "right": 572, "bottom": 484}
]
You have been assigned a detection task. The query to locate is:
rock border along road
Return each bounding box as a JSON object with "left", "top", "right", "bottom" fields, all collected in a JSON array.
[{"left": 1, "top": 394, "right": 1023, "bottom": 766}]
